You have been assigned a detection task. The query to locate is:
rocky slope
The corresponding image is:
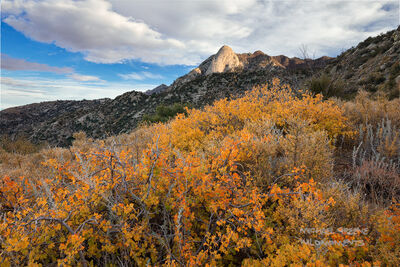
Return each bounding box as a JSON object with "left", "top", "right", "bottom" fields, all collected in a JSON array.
[
  {"left": 1, "top": 26, "right": 399, "bottom": 146},
  {"left": 0, "top": 99, "right": 110, "bottom": 145},
  {"left": 317, "top": 26, "right": 400, "bottom": 97}
]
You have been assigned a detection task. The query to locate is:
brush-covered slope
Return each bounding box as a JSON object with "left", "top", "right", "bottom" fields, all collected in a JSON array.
[
  {"left": 1, "top": 26, "right": 399, "bottom": 146},
  {"left": 312, "top": 26, "right": 400, "bottom": 98}
]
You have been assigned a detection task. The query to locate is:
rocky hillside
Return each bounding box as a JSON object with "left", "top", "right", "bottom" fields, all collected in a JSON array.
[
  {"left": 312, "top": 26, "right": 400, "bottom": 98},
  {"left": 167, "top": 45, "right": 330, "bottom": 91},
  {"left": 0, "top": 99, "right": 110, "bottom": 145},
  {"left": 1, "top": 26, "right": 399, "bottom": 146}
]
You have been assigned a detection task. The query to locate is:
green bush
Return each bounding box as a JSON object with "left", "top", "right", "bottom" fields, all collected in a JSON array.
[
  {"left": 142, "top": 103, "right": 190, "bottom": 123},
  {"left": 308, "top": 73, "right": 345, "bottom": 98}
]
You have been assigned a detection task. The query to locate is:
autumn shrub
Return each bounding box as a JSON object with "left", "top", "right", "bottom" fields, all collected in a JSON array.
[
  {"left": 372, "top": 203, "right": 400, "bottom": 266},
  {"left": 234, "top": 118, "right": 333, "bottom": 189},
  {"left": 169, "top": 79, "right": 350, "bottom": 152},
  {"left": 343, "top": 90, "right": 400, "bottom": 128},
  {"left": 322, "top": 181, "right": 370, "bottom": 227},
  {"left": 1, "top": 80, "right": 399, "bottom": 266},
  {"left": 1, "top": 149, "right": 353, "bottom": 266},
  {"left": 168, "top": 79, "right": 349, "bottom": 188}
]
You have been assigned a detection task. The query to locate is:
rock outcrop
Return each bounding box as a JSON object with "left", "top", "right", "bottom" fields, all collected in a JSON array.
[
  {"left": 168, "top": 45, "right": 330, "bottom": 91},
  {"left": 206, "top": 45, "right": 243, "bottom": 74}
]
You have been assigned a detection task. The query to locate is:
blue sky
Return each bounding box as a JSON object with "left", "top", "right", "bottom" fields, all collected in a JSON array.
[
  {"left": 1, "top": 22, "right": 192, "bottom": 109},
  {"left": 1, "top": 0, "right": 399, "bottom": 109}
]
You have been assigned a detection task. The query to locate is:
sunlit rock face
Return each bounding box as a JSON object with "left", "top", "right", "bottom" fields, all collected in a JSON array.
[{"left": 206, "top": 45, "right": 243, "bottom": 74}]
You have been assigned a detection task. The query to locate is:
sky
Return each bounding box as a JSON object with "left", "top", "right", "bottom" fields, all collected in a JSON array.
[{"left": 1, "top": 0, "right": 399, "bottom": 110}]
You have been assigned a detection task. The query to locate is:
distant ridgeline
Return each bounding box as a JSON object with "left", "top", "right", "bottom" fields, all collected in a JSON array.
[{"left": 1, "top": 26, "right": 399, "bottom": 147}]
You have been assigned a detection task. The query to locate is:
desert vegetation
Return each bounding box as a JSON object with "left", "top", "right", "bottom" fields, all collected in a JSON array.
[
  {"left": 142, "top": 103, "right": 190, "bottom": 123},
  {"left": 1, "top": 79, "right": 399, "bottom": 266}
]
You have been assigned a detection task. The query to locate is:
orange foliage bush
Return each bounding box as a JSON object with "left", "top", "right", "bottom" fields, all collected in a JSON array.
[{"left": 0, "top": 80, "right": 398, "bottom": 266}]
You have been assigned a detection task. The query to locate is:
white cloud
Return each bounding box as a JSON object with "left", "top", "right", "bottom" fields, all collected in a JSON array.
[
  {"left": 1, "top": 77, "right": 37, "bottom": 88},
  {"left": 2, "top": 0, "right": 399, "bottom": 65},
  {"left": 2, "top": 0, "right": 185, "bottom": 64},
  {"left": 119, "top": 71, "right": 164, "bottom": 80},
  {"left": 107, "top": 0, "right": 400, "bottom": 58},
  {"left": 68, "top": 73, "right": 102, "bottom": 82},
  {"left": 1, "top": 54, "right": 103, "bottom": 82},
  {"left": 1, "top": 54, "right": 73, "bottom": 73},
  {"left": 1, "top": 76, "right": 157, "bottom": 109}
]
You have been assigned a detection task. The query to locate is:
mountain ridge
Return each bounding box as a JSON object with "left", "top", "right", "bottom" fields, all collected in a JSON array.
[{"left": 1, "top": 26, "right": 399, "bottom": 146}]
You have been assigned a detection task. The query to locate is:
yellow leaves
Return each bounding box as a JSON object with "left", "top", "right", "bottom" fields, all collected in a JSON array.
[
  {"left": 113, "top": 203, "right": 138, "bottom": 221},
  {"left": 0, "top": 80, "right": 394, "bottom": 266},
  {"left": 36, "top": 197, "right": 49, "bottom": 208},
  {"left": 232, "top": 208, "right": 244, "bottom": 217},
  {"left": 269, "top": 184, "right": 284, "bottom": 201},
  {"left": 5, "top": 235, "right": 30, "bottom": 253},
  {"left": 59, "top": 233, "right": 86, "bottom": 264},
  {"left": 327, "top": 197, "right": 336, "bottom": 206},
  {"left": 70, "top": 233, "right": 84, "bottom": 245}
]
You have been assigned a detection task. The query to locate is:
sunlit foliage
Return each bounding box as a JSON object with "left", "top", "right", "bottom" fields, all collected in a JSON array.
[{"left": 0, "top": 79, "right": 398, "bottom": 266}]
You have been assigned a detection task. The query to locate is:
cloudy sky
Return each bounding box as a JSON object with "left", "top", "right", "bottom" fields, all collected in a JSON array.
[{"left": 1, "top": 0, "right": 399, "bottom": 109}]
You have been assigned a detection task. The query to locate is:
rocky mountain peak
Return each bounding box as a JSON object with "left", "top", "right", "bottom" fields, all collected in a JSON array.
[
  {"left": 145, "top": 84, "right": 169, "bottom": 95},
  {"left": 206, "top": 45, "right": 243, "bottom": 75}
]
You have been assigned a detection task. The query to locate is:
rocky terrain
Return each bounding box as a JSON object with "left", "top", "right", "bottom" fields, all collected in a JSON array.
[
  {"left": 1, "top": 26, "right": 399, "bottom": 146},
  {"left": 0, "top": 99, "right": 110, "bottom": 145},
  {"left": 317, "top": 26, "right": 400, "bottom": 98}
]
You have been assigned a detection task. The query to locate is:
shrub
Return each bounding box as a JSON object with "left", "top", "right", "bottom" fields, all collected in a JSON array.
[
  {"left": 228, "top": 118, "right": 333, "bottom": 189},
  {"left": 351, "top": 159, "right": 400, "bottom": 205},
  {"left": 308, "top": 73, "right": 345, "bottom": 98},
  {"left": 343, "top": 90, "right": 400, "bottom": 128},
  {"left": 142, "top": 103, "right": 189, "bottom": 123},
  {"left": 353, "top": 119, "right": 400, "bottom": 166},
  {"left": 373, "top": 203, "right": 400, "bottom": 266},
  {"left": 344, "top": 91, "right": 400, "bottom": 205},
  {"left": 0, "top": 135, "right": 43, "bottom": 155},
  {"left": 1, "top": 80, "right": 398, "bottom": 266}
]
